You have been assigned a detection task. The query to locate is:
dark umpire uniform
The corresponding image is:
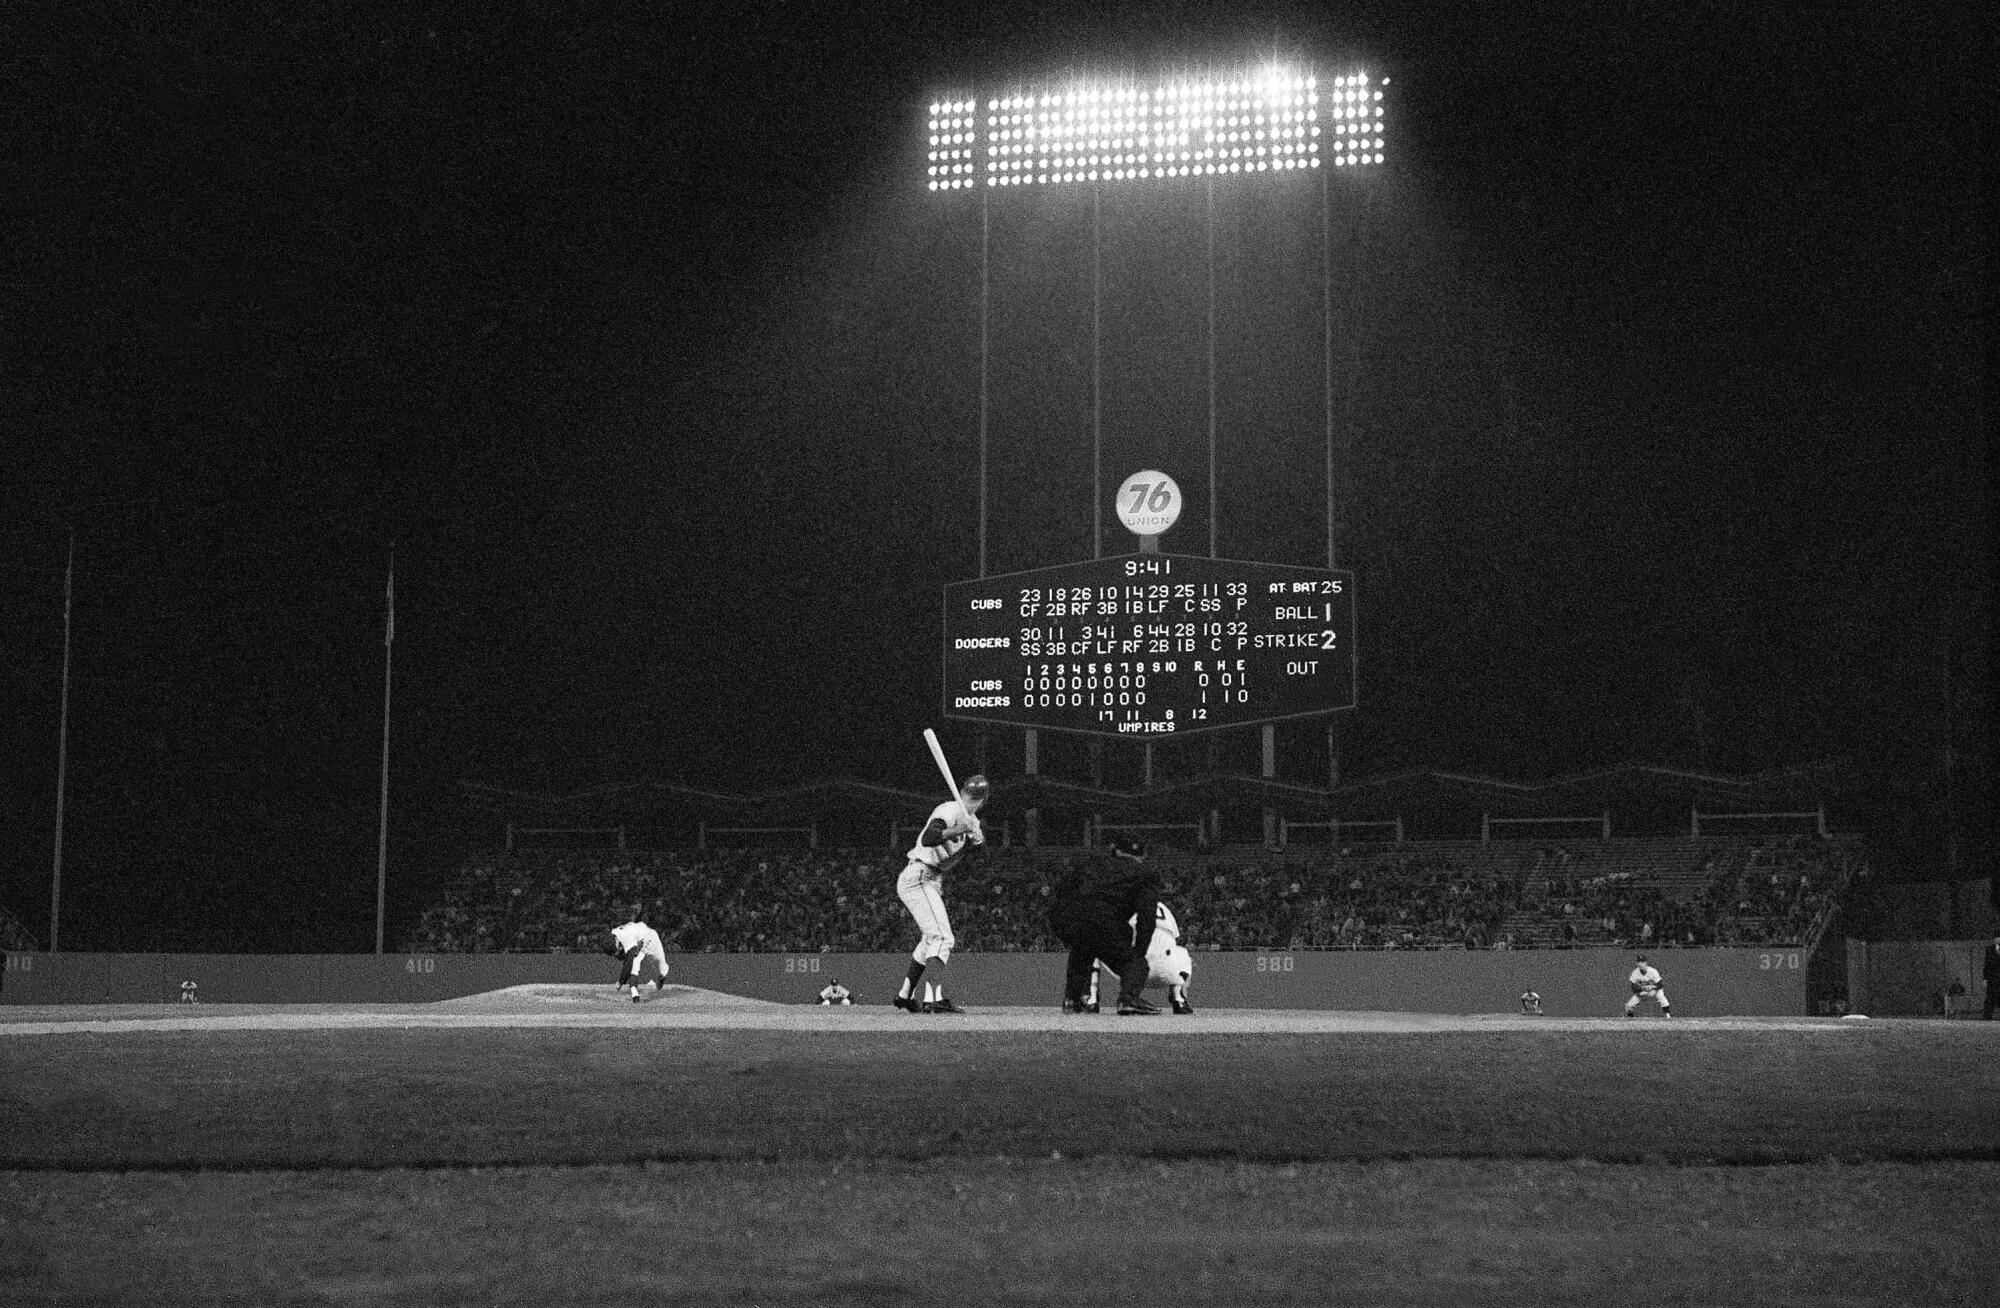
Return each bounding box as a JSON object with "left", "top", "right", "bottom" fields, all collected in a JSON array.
[{"left": 1049, "top": 837, "right": 1163, "bottom": 1015}]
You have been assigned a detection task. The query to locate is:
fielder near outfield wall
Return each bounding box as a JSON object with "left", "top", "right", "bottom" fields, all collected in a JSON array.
[{"left": 3, "top": 948, "right": 1809, "bottom": 1016}]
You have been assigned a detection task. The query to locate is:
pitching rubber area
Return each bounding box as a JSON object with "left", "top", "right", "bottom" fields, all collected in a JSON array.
[{"left": 0, "top": 982, "right": 1863, "bottom": 1037}]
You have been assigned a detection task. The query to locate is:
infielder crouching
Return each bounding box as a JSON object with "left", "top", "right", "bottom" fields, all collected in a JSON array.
[
  {"left": 1625, "top": 953, "right": 1672, "bottom": 1018},
  {"left": 605, "top": 917, "right": 671, "bottom": 1004},
  {"left": 893, "top": 775, "right": 988, "bottom": 1013}
]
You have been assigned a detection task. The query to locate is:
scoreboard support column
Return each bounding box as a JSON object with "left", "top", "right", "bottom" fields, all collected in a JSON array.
[
  {"left": 1023, "top": 728, "right": 1040, "bottom": 849},
  {"left": 1262, "top": 722, "right": 1278, "bottom": 846}
]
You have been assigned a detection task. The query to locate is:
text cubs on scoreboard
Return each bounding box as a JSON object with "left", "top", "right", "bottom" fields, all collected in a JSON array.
[{"left": 941, "top": 553, "right": 1355, "bottom": 738}]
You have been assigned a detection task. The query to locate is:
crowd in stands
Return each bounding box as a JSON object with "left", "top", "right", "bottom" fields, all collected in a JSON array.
[
  {"left": 1165, "top": 849, "right": 1518, "bottom": 950},
  {"left": 401, "top": 835, "right": 1852, "bottom": 955},
  {"left": 1509, "top": 836, "right": 1847, "bottom": 949}
]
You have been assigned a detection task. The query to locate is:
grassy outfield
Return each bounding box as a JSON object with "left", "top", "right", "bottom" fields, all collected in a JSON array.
[
  {"left": 3, "top": 1023, "right": 1997, "bottom": 1304},
  {"left": 3, "top": 1026, "right": 1996, "bottom": 1167},
  {"left": 4, "top": 1159, "right": 1994, "bottom": 1306}
]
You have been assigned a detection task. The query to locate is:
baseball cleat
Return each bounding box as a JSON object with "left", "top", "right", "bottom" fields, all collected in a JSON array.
[
  {"left": 1171, "top": 1000, "right": 1195, "bottom": 1015},
  {"left": 893, "top": 994, "right": 922, "bottom": 1012},
  {"left": 923, "top": 997, "right": 966, "bottom": 1014},
  {"left": 1116, "top": 996, "right": 1161, "bottom": 1016},
  {"left": 1060, "top": 998, "right": 1094, "bottom": 1014}
]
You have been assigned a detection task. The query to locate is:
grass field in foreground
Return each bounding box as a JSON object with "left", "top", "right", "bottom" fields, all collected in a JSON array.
[
  {"left": 3, "top": 1022, "right": 1997, "bottom": 1306},
  {"left": 5, "top": 1159, "right": 1996, "bottom": 1306},
  {"left": 3, "top": 1026, "right": 1996, "bottom": 1168}
]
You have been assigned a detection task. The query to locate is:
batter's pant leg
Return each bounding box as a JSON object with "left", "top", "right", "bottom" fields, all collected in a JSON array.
[{"left": 897, "top": 868, "right": 955, "bottom": 965}]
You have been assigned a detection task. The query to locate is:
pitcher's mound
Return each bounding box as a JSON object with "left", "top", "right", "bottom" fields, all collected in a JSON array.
[{"left": 438, "top": 983, "right": 785, "bottom": 1013}]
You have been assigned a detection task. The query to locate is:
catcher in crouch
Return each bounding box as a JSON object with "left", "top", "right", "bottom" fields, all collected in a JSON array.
[
  {"left": 1084, "top": 898, "right": 1196, "bottom": 1015},
  {"left": 604, "top": 916, "right": 671, "bottom": 1004}
]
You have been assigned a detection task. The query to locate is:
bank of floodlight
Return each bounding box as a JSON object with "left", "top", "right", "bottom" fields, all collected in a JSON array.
[
  {"left": 926, "top": 98, "right": 982, "bottom": 191},
  {"left": 925, "top": 68, "right": 1384, "bottom": 191}
]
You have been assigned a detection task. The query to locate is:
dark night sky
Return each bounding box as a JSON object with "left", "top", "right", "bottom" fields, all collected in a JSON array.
[{"left": 3, "top": 2, "right": 1986, "bottom": 948}]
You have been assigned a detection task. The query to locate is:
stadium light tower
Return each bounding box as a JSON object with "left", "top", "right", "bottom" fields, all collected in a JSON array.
[
  {"left": 924, "top": 67, "right": 1385, "bottom": 570},
  {"left": 925, "top": 63, "right": 1387, "bottom": 797}
]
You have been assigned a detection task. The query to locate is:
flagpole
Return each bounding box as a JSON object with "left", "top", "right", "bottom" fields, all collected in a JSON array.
[{"left": 375, "top": 547, "right": 394, "bottom": 954}]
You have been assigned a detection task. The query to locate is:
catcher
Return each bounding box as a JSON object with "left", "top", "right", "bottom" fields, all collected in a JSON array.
[
  {"left": 1624, "top": 954, "right": 1672, "bottom": 1018},
  {"left": 1083, "top": 899, "right": 1195, "bottom": 1014}
]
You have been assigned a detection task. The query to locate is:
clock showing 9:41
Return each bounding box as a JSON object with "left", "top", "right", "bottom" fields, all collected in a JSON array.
[{"left": 941, "top": 553, "right": 1356, "bottom": 739}]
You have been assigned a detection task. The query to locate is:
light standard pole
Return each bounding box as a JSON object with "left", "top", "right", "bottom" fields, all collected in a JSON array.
[
  {"left": 1207, "top": 172, "right": 1218, "bottom": 560},
  {"left": 335, "top": 520, "right": 398, "bottom": 954},
  {"left": 978, "top": 187, "right": 990, "bottom": 580},
  {"left": 50, "top": 533, "right": 73, "bottom": 952},
  {"left": 375, "top": 546, "right": 394, "bottom": 953},
  {"left": 48, "top": 496, "right": 159, "bottom": 952}
]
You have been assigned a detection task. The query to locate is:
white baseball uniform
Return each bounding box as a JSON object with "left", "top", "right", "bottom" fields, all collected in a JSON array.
[
  {"left": 898, "top": 799, "right": 981, "bottom": 964},
  {"left": 1625, "top": 961, "right": 1670, "bottom": 1015},
  {"left": 1089, "top": 901, "right": 1194, "bottom": 1009},
  {"left": 611, "top": 920, "right": 670, "bottom": 994}
]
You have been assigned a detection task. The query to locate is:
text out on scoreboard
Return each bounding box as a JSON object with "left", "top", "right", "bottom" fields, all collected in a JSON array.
[{"left": 942, "top": 554, "right": 1355, "bottom": 738}]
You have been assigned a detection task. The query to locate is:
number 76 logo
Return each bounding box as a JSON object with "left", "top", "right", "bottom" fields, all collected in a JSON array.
[{"left": 1117, "top": 470, "right": 1182, "bottom": 537}]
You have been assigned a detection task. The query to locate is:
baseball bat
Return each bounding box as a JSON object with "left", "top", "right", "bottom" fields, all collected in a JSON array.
[{"left": 922, "top": 728, "right": 965, "bottom": 812}]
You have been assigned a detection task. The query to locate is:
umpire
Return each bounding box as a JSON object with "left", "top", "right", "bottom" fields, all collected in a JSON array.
[{"left": 1049, "top": 836, "right": 1162, "bottom": 1015}]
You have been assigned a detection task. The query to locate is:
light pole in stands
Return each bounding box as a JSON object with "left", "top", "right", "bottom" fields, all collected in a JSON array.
[
  {"left": 924, "top": 65, "right": 1386, "bottom": 795},
  {"left": 50, "top": 532, "right": 73, "bottom": 952},
  {"left": 375, "top": 545, "right": 395, "bottom": 954},
  {"left": 337, "top": 520, "right": 398, "bottom": 954},
  {"left": 48, "top": 496, "right": 160, "bottom": 953}
]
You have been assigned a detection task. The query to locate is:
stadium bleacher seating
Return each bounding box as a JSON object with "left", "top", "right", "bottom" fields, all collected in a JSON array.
[{"left": 401, "top": 835, "right": 1858, "bottom": 955}]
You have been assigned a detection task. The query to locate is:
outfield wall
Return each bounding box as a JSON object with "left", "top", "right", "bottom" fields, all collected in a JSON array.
[{"left": 2, "top": 947, "right": 1809, "bottom": 1016}]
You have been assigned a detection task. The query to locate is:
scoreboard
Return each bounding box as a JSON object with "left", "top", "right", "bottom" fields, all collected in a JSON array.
[{"left": 942, "top": 553, "right": 1355, "bottom": 738}]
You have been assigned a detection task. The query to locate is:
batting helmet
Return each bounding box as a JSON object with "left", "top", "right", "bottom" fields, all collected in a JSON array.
[{"left": 961, "top": 775, "right": 990, "bottom": 802}]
